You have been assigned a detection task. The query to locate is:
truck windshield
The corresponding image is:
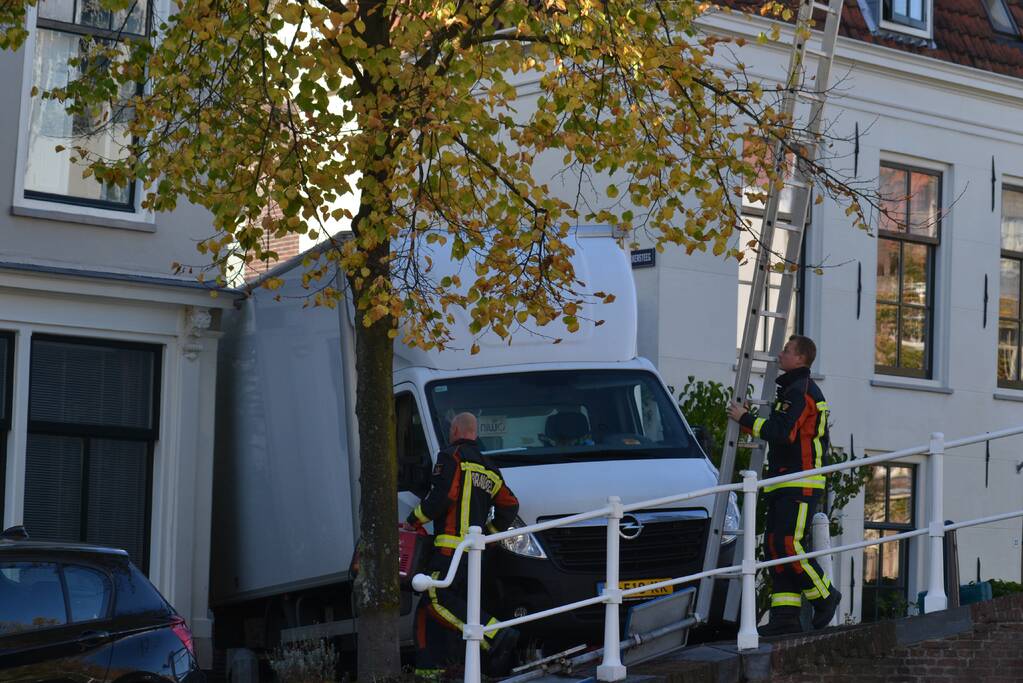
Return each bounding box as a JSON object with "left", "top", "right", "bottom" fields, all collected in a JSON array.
[{"left": 426, "top": 370, "right": 703, "bottom": 466}]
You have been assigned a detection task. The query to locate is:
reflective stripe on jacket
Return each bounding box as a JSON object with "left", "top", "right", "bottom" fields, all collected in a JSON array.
[
  {"left": 740, "top": 366, "right": 829, "bottom": 491},
  {"left": 412, "top": 439, "right": 519, "bottom": 552}
]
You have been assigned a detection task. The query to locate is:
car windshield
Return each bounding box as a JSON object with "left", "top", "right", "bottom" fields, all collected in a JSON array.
[{"left": 426, "top": 370, "right": 703, "bottom": 466}]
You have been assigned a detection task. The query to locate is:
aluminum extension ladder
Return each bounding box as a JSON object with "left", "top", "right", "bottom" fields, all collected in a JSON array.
[{"left": 694, "top": 0, "right": 846, "bottom": 624}]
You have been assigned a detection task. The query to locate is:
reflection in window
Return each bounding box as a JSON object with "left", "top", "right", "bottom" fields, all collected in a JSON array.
[
  {"left": 998, "top": 187, "right": 1023, "bottom": 388},
  {"left": 0, "top": 562, "right": 68, "bottom": 634},
  {"left": 25, "top": 1, "right": 149, "bottom": 209},
  {"left": 64, "top": 565, "right": 112, "bottom": 622},
  {"left": 862, "top": 463, "right": 916, "bottom": 622},
  {"left": 875, "top": 164, "right": 940, "bottom": 378}
]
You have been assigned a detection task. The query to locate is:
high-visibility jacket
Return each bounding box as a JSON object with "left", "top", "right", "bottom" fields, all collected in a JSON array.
[
  {"left": 740, "top": 366, "right": 830, "bottom": 492},
  {"left": 410, "top": 439, "right": 520, "bottom": 553}
]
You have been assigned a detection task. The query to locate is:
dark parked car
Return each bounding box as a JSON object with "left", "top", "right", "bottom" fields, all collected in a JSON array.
[{"left": 0, "top": 526, "right": 203, "bottom": 682}]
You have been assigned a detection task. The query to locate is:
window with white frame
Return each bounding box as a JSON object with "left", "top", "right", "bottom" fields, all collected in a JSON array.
[
  {"left": 875, "top": 163, "right": 940, "bottom": 379},
  {"left": 881, "top": 0, "right": 931, "bottom": 32},
  {"left": 998, "top": 186, "right": 1023, "bottom": 389},
  {"left": 23, "top": 0, "right": 149, "bottom": 211},
  {"left": 736, "top": 140, "right": 803, "bottom": 354}
]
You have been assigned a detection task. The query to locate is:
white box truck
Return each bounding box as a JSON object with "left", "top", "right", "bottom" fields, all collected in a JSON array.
[{"left": 209, "top": 227, "right": 739, "bottom": 660}]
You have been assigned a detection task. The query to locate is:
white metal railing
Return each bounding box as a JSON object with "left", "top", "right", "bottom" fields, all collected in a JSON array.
[{"left": 411, "top": 425, "right": 1023, "bottom": 683}]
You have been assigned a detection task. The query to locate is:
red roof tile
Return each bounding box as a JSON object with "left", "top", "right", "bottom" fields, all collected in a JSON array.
[{"left": 723, "top": 0, "right": 1023, "bottom": 79}]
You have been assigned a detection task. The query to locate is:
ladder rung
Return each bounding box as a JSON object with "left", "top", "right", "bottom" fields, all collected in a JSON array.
[
  {"left": 795, "top": 89, "right": 826, "bottom": 102},
  {"left": 759, "top": 310, "right": 788, "bottom": 319},
  {"left": 803, "top": 46, "right": 830, "bottom": 59},
  {"left": 812, "top": 1, "right": 837, "bottom": 13},
  {"left": 747, "top": 399, "right": 772, "bottom": 406},
  {"left": 751, "top": 351, "right": 776, "bottom": 363},
  {"left": 774, "top": 221, "right": 804, "bottom": 233},
  {"left": 785, "top": 178, "right": 810, "bottom": 189}
]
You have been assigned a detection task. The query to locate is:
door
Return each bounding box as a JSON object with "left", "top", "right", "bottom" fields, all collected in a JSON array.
[{"left": 0, "top": 560, "right": 114, "bottom": 682}]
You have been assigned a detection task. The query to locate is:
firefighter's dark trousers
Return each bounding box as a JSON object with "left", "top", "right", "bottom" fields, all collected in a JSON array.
[
  {"left": 414, "top": 552, "right": 502, "bottom": 674},
  {"left": 763, "top": 488, "right": 833, "bottom": 609}
]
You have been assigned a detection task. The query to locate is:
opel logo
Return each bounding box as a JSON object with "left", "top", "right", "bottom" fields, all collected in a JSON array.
[{"left": 619, "top": 514, "right": 644, "bottom": 540}]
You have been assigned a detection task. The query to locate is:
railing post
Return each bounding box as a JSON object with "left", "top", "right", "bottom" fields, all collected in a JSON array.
[
  {"left": 463, "top": 526, "right": 484, "bottom": 683},
  {"left": 737, "top": 471, "right": 760, "bottom": 650},
  {"left": 924, "top": 432, "right": 948, "bottom": 613},
  {"left": 596, "top": 496, "right": 626, "bottom": 682}
]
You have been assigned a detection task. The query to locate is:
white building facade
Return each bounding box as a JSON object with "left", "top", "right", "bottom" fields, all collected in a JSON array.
[
  {"left": 630, "top": 4, "right": 1023, "bottom": 623},
  {"left": 1, "top": 1, "right": 230, "bottom": 666}
]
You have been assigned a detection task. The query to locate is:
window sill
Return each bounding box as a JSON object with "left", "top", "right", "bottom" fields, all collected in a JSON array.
[
  {"left": 11, "top": 203, "right": 156, "bottom": 233},
  {"left": 877, "top": 18, "right": 933, "bottom": 40},
  {"left": 993, "top": 390, "right": 1023, "bottom": 403},
  {"left": 870, "top": 378, "right": 953, "bottom": 395}
]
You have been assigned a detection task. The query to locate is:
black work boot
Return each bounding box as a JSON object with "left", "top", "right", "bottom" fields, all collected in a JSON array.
[
  {"left": 484, "top": 627, "right": 520, "bottom": 676},
  {"left": 759, "top": 606, "right": 803, "bottom": 637},
  {"left": 811, "top": 588, "right": 842, "bottom": 630}
]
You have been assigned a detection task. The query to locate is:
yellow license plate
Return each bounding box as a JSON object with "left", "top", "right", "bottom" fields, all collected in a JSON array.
[{"left": 601, "top": 579, "right": 674, "bottom": 600}]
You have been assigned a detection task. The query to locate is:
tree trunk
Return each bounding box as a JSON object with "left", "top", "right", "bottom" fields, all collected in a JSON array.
[{"left": 352, "top": 251, "right": 401, "bottom": 681}]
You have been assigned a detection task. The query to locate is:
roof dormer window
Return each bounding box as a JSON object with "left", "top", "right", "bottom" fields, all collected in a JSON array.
[
  {"left": 880, "top": 0, "right": 932, "bottom": 37},
  {"left": 984, "top": 0, "right": 1019, "bottom": 36}
]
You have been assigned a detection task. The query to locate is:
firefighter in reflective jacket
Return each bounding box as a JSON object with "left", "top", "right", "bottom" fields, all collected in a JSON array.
[
  {"left": 407, "top": 411, "right": 521, "bottom": 677},
  {"left": 727, "top": 335, "right": 842, "bottom": 635}
]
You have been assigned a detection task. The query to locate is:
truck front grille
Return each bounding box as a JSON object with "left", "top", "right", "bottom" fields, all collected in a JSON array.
[{"left": 538, "top": 517, "right": 708, "bottom": 574}]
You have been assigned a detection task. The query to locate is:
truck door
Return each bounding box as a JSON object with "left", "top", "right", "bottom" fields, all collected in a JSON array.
[{"left": 395, "top": 389, "right": 432, "bottom": 507}]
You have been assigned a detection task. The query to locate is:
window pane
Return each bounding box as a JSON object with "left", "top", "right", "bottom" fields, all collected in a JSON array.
[
  {"left": 24, "top": 30, "right": 133, "bottom": 207},
  {"left": 113, "top": 1, "right": 149, "bottom": 37},
  {"left": 900, "top": 307, "right": 927, "bottom": 372},
  {"left": 86, "top": 439, "right": 150, "bottom": 567},
  {"left": 24, "top": 434, "right": 83, "bottom": 543},
  {"left": 877, "top": 238, "right": 900, "bottom": 302},
  {"left": 1003, "top": 188, "right": 1023, "bottom": 252},
  {"left": 37, "top": 0, "right": 74, "bottom": 22},
  {"left": 0, "top": 563, "right": 67, "bottom": 634},
  {"left": 30, "top": 339, "right": 156, "bottom": 430},
  {"left": 77, "top": 0, "right": 112, "bottom": 29},
  {"left": 908, "top": 172, "right": 939, "bottom": 238},
  {"left": 863, "top": 529, "right": 881, "bottom": 584},
  {"left": 986, "top": 0, "right": 1017, "bottom": 34},
  {"left": 902, "top": 242, "right": 929, "bottom": 305},
  {"left": 908, "top": 0, "right": 924, "bottom": 20},
  {"left": 64, "top": 565, "right": 112, "bottom": 622},
  {"left": 889, "top": 466, "right": 913, "bottom": 524},
  {"left": 881, "top": 532, "right": 903, "bottom": 584},
  {"left": 740, "top": 139, "right": 794, "bottom": 214},
  {"left": 875, "top": 303, "right": 899, "bottom": 367},
  {"left": 879, "top": 166, "right": 906, "bottom": 233},
  {"left": 865, "top": 467, "right": 886, "bottom": 522},
  {"left": 892, "top": 0, "right": 908, "bottom": 16},
  {"left": 998, "top": 321, "right": 1019, "bottom": 383},
  {"left": 1000, "top": 258, "right": 1020, "bottom": 319}
]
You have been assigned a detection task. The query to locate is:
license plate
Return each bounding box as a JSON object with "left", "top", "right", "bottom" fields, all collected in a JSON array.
[{"left": 598, "top": 579, "right": 673, "bottom": 601}]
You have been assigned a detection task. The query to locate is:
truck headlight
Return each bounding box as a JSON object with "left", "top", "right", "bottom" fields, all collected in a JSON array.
[
  {"left": 723, "top": 493, "right": 741, "bottom": 544},
  {"left": 498, "top": 517, "right": 547, "bottom": 559}
]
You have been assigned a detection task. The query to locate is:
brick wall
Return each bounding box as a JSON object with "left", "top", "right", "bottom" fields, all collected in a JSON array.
[
  {"left": 242, "top": 201, "right": 302, "bottom": 282},
  {"left": 771, "top": 593, "right": 1023, "bottom": 683}
]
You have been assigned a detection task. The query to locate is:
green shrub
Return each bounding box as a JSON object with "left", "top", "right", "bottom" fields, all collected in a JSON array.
[{"left": 990, "top": 579, "right": 1023, "bottom": 598}]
